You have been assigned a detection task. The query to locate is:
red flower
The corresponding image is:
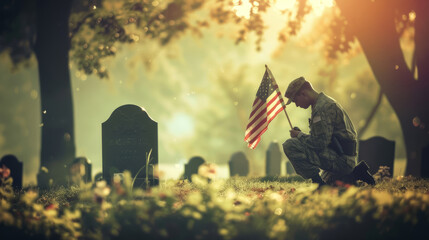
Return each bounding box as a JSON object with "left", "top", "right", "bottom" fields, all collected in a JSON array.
[
  {"left": 335, "top": 180, "right": 345, "bottom": 187},
  {"left": 0, "top": 164, "right": 11, "bottom": 178},
  {"left": 45, "top": 204, "right": 58, "bottom": 210},
  {"left": 159, "top": 193, "right": 167, "bottom": 200}
]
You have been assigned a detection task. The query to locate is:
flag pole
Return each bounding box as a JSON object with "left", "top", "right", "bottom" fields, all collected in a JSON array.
[
  {"left": 265, "top": 64, "right": 293, "bottom": 130},
  {"left": 283, "top": 105, "right": 293, "bottom": 130}
]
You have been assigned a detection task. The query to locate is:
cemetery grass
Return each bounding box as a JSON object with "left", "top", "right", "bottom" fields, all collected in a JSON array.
[{"left": 1, "top": 174, "right": 429, "bottom": 240}]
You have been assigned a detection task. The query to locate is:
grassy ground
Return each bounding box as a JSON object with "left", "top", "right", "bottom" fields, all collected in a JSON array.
[{"left": 1, "top": 173, "right": 429, "bottom": 240}]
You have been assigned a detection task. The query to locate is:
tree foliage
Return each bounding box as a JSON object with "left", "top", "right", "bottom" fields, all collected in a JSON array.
[{"left": 0, "top": 0, "right": 207, "bottom": 77}]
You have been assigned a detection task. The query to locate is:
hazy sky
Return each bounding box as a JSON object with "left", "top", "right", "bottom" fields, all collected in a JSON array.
[{"left": 0, "top": 1, "right": 406, "bottom": 184}]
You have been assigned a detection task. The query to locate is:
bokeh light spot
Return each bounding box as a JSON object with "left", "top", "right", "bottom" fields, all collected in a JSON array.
[
  {"left": 167, "top": 113, "right": 195, "bottom": 138},
  {"left": 413, "top": 116, "right": 421, "bottom": 127}
]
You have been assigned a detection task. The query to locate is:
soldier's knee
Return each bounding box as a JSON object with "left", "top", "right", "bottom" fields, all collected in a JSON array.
[{"left": 282, "top": 138, "right": 300, "bottom": 154}]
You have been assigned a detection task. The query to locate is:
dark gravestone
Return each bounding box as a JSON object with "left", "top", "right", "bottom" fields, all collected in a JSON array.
[
  {"left": 266, "top": 142, "right": 281, "bottom": 176},
  {"left": 69, "top": 157, "right": 92, "bottom": 185},
  {"left": 422, "top": 145, "right": 429, "bottom": 178},
  {"left": 1, "top": 155, "right": 23, "bottom": 189},
  {"left": 102, "top": 104, "right": 159, "bottom": 188},
  {"left": 184, "top": 156, "right": 205, "bottom": 181},
  {"left": 358, "top": 136, "right": 395, "bottom": 176},
  {"left": 229, "top": 152, "right": 249, "bottom": 177},
  {"left": 285, "top": 160, "right": 296, "bottom": 175},
  {"left": 94, "top": 172, "right": 103, "bottom": 182}
]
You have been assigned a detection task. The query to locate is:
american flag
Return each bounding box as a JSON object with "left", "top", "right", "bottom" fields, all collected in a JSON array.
[{"left": 244, "top": 66, "right": 286, "bottom": 149}]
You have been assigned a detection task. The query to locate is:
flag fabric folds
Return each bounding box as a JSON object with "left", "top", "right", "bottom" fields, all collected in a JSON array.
[{"left": 244, "top": 66, "right": 286, "bottom": 149}]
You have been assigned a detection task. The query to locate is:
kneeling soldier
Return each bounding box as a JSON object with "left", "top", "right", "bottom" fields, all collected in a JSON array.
[{"left": 282, "top": 77, "right": 375, "bottom": 186}]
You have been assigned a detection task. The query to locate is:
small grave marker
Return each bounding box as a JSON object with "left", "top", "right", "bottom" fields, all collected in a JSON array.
[
  {"left": 184, "top": 156, "right": 205, "bottom": 181},
  {"left": 266, "top": 142, "right": 281, "bottom": 176},
  {"left": 229, "top": 152, "right": 249, "bottom": 177},
  {"left": 0, "top": 154, "right": 23, "bottom": 189},
  {"left": 358, "top": 136, "right": 395, "bottom": 176},
  {"left": 69, "top": 157, "right": 92, "bottom": 185}
]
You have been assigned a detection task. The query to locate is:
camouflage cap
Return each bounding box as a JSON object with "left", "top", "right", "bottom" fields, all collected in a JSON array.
[{"left": 285, "top": 76, "right": 308, "bottom": 105}]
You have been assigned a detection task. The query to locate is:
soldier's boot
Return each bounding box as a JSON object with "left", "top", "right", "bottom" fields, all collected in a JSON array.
[
  {"left": 311, "top": 174, "right": 326, "bottom": 188},
  {"left": 352, "top": 161, "right": 376, "bottom": 185}
]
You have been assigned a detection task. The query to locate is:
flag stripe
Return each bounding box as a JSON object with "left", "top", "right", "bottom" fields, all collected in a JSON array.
[
  {"left": 248, "top": 126, "right": 267, "bottom": 149},
  {"left": 246, "top": 118, "right": 267, "bottom": 141},
  {"left": 247, "top": 122, "right": 268, "bottom": 147},
  {"left": 246, "top": 103, "right": 266, "bottom": 131},
  {"left": 248, "top": 99, "right": 264, "bottom": 122},
  {"left": 249, "top": 136, "right": 261, "bottom": 149},
  {"left": 245, "top": 107, "right": 265, "bottom": 136},
  {"left": 268, "top": 105, "right": 284, "bottom": 123},
  {"left": 266, "top": 91, "right": 281, "bottom": 107},
  {"left": 267, "top": 97, "right": 282, "bottom": 117},
  {"left": 248, "top": 98, "right": 263, "bottom": 119},
  {"left": 245, "top": 111, "right": 267, "bottom": 140},
  {"left": 246, "top": 110, "right": 277, "bottom": 146}
]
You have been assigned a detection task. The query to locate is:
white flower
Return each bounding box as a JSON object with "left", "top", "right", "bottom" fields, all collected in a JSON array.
[
  {"left": 198, "top": 163, "right": 218, "bottom": 180},
  {"left": 94, "top": 180, "right": 111, "bottom": 198}
]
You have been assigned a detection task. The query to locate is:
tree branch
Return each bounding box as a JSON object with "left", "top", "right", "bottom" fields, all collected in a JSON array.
[{"left": 69, "top": 12, "right": 94, "bottom": 40}]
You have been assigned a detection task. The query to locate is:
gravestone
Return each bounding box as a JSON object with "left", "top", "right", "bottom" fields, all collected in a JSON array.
[
  {"left": 266, "top": 142, "right": 281, "bottom": 176},
  {"left": 229, "top": 152, "right": 249, "bottom": 177},
  {"left": 0, "top": 154, "right": 23, "bottom": 189},
  {"left": 102, "top": 104, "right": 159, "bottom": 188},
  {"left": 69, "top": 157, "right": 92, "bottom": 185},
  {"left": 94, "top": 172, "right": 103, "bottom": 182},
  {"left": 285, "top": 160, "right": 296, "bottom": 175},
  {"left": 358, "top": 136, "right": 395, "bottom": 176},
  {"left": 422, "top": 144, "right": 429, "bottom": 178},
  {"left": 184, "top": 156, "right": 205, "bottom": 181}
]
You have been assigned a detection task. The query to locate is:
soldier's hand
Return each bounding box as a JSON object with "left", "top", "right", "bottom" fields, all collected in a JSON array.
[{"left": 290, "top": 128, "right": 301, "bottom": 138}]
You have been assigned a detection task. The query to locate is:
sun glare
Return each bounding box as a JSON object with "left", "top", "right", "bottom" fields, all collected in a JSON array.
[
  {"left": 167, "top": 113, "right": 195, "bottom": 138},
  {"left": 274, "top": 0, "right": 296, "bottom": 11},
  {"left": 232, "top": 0, "right": 334, "bottom": 19},
  {"left": 308, "top": 0, "right": 334, "bottom": 16},
  {"left": 232, "top": 0, "right": 253, "bottom": 19}
]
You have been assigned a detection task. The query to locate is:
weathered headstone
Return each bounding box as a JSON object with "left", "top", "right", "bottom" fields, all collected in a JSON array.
[
  {"left": 184, "top": 156, "right": 205, "bottom": 181},
  {"left": 102, "top": 104, "right": 159, "bottom": 188},
  {"left": 69, "top": 157, "right": 92, "bottom": 185},
  {"left": 229, "top": 152, "right": 249, "bottom": 177},
  {"left": 422, "top": 144, "right": 429, "bottom": 178},
  {"left": 285, "top": 160, "right": 296, "bottom": 175},
  {"left": 266, "top": 142, "right": 281, "bottom": 176},
  {"left": 0, "top": 154, "right": 23, "bottom": 189},
  {"left": 358, "top": 136, "right": 395, "bottom": 176}
]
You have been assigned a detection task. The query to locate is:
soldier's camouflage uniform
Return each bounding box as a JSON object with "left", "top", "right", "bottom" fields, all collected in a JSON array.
[{"left": 283, "top": 92, "right": 357, "bottom": 184}]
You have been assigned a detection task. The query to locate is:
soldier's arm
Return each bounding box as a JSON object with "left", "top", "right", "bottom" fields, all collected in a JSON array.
[{"left": 296, "top": 104, "right": 336, "bottom": 152}]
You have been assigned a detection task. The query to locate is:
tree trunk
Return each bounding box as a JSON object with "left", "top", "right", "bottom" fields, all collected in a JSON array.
[
  {"left": 336, "top": 0, "right": 429, "bottom": 176},
  {"left": 412, "top": 0, "right": 429, "bottom": 176},
  {"left": 34, "top": 0, "right": 75, "bottom": 187}
]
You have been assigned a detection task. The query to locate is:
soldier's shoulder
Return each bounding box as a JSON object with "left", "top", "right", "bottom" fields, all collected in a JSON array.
[
  {"left": 316, "top": 93, "right": 337, "bottom": 110},
  {"left": 321, "top": 93, "right": 337, "bottom": 104}
]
